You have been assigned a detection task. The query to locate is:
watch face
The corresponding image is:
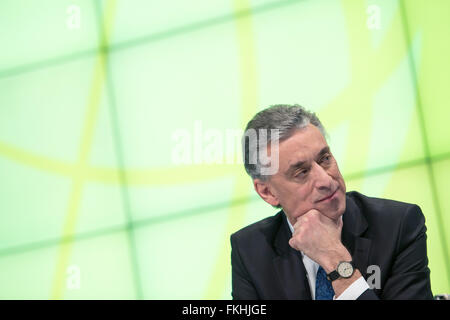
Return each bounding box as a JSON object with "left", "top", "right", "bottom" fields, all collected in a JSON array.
[{"left": 337, "top": 262, "right": 354, "bottom": 278}]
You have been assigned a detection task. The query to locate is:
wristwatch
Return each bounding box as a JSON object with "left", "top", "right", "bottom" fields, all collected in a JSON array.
[{"left": 326, "top": 261, "right": 355, "bottom": 282}]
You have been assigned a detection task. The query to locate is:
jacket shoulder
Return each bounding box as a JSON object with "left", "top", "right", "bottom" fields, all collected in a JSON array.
[
  {"left": 346, "top": 190, "right": 425, "bottom": 231},
  {"left": 347, "top": 190, "right": 417, "bottom": 209},
  {"left": 231, "top": 210, "right": 284, "bottom": 245},
  {"left": 347, "top": 191, "right": 421, "bottom": 214}
]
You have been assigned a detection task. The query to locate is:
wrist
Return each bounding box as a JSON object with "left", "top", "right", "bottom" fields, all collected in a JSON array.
[
  {"left": 322, "top": 245, "right": 352, "bottom": 273},
  {"left": 332, "top": 269, "right": 363, "bottom": 298}
]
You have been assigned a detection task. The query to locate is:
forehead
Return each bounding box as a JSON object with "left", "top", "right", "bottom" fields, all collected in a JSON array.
[{"left": 278, "top": 124, "right": 328, "bottom": 167}]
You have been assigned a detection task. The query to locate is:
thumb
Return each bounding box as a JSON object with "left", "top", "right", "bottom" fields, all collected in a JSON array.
[{"left": 288, "top": 237, "right": 295, "bottom": 250}]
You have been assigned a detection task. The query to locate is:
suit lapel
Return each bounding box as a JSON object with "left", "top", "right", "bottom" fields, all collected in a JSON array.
[
  {"left": 272, "top": 213, "right": 312, "bottom": 300},
  {"left": 341, "top": 195, "right": 371, "bottom": 278}
]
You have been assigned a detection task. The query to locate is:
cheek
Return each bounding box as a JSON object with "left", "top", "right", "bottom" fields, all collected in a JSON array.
[
  {"left": 281, "top": 181, "right": 305, "bottom": 197},
  {"left": 338, "top": 175, "right": 346, "bottom": 191},
  {"left": 331, "top": 167, "right": 345, "bottom": 189},
  {"left": 282, "top": 186, "right": 308, "bottom": 208},
  {"left": 292, "top": 187, "right": 315, "bottom": 211}
]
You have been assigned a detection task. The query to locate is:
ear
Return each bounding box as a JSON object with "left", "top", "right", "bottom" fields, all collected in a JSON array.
[{"left": 253, "top": 178, "right": 280, "bottom": 207}]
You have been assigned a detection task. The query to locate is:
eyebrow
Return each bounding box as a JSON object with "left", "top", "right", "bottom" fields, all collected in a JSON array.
[{"left": 285, "top": 146, "right": 331, "bottom": 177}]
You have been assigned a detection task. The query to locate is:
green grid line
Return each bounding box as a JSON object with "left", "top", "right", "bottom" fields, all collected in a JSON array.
[
  {"left": 91, "top": 0, "right": 144, "bottom": 299},
  {"left": 0, "top": 194, "right": 256, "bottom": 257},
  {"left": 0, "top": 48, "right": 97, "bottom": 79},
  {"left": 1, "top": 152, "right": 449, "bottom": 259},
  {"left": 399, "top": 0, "right": 450, "bottom": 287},
  {"left": 0, "top": 0, "right": 304, "bottom": 79},
  {"left": 344, "top": 152, "right": 450, "bottom": 180}
]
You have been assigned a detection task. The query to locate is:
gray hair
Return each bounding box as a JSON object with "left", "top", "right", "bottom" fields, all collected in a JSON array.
[{"left": 242, "top": 104, "right": 327, "bottom": 181}]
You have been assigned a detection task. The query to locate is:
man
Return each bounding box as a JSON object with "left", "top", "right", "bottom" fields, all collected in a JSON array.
[{"left": 231, "top": 104, "right": 433, "bottom": 300}]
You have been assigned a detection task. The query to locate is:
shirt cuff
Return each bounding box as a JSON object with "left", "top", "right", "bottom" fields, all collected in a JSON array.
[{"left": 333, "top": 276, "right": 370, "bottom": 300}]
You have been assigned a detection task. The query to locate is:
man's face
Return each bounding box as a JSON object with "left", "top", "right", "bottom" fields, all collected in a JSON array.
[{"left": 262, "top": 124, "right": 346, "bottom": 226}]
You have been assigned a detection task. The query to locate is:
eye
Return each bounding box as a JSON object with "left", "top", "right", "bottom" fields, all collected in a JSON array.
[
  {"left": 320, "top": 154, "right": 332, "bottom": 163},
  {"left": 294, "top": 169, "right": 308, "bottom": 177}
]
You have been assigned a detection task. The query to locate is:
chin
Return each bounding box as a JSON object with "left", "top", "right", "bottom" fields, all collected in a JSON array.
[
  {"left": 335, "top": 193, "right": 346, "bottom": 213},
  {"left": 322, "top": 210, "right": 343, "bottom": 221},
  {"left": 320, "top": 196, "right": 346, "bottom": 220}
]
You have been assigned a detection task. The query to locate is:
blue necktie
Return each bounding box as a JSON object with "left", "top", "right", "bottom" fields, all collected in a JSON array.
[{"left": 315, "top": 266, "right": 335, "bottom": 300}]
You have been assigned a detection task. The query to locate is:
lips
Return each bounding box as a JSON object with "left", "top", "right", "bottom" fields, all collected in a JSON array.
[{"left": 318, "top": 189, "right": 338, "bottom": 202}]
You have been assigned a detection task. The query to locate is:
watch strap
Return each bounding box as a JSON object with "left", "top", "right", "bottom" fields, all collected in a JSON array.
[{"left": 326, "top": 270, "right": 340, "bottom": 282}]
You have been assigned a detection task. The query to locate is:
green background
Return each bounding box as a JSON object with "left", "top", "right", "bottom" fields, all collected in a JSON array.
[{"left": 0, "top": 0, "right": 449, "bottom": 299}]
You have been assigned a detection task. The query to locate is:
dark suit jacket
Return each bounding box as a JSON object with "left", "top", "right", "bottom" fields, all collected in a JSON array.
[{"left": 231, "top": 191, "right": 433, "bottom": 299}]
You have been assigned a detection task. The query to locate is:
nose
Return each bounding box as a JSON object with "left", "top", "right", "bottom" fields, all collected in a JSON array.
[{"left": 312, "top": 161, "right": 333, "bottom": 191}]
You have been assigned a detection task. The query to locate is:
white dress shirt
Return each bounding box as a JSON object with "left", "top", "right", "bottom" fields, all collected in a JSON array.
[{"left": 286, "top": 215, "right": 369, "bottom": 300}]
